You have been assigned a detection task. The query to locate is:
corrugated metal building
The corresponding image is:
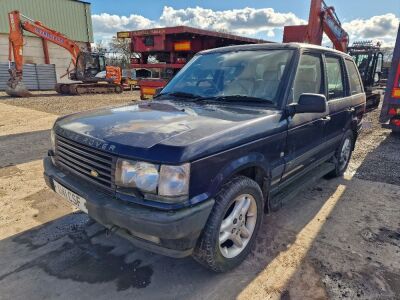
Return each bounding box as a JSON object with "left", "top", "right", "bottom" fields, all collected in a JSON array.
[{"left": 0, "top": 0, "right": 93, "bottom": 83}]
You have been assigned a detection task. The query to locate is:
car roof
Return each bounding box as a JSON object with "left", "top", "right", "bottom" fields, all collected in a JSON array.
[{"left": 199, "top": 42, "right": 352, "bottom": 59}]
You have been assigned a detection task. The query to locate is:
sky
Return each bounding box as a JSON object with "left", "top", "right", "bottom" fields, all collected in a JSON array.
[{"left": 88, "top": 0, "right": 400, "bottom": 47}]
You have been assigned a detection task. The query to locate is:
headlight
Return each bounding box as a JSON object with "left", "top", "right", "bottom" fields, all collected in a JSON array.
[
  {"left": 115, "top": 159, "right": 190, "bottom": 199},
  {"left": 115, "top": 159, "right": 159, "bottom": 193},
  {"left": 50, "top": 128, "right": 56, "bottom": 152},
  {"left": 159, "top": 163, "right": 190, "bottom": 197}
]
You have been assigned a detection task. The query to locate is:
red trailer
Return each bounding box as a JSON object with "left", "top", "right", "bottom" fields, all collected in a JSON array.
[
  {"left": 379, "top": 25, "right": 400, "bottom": 133},
  {"left": 117, "top": 26, "right": 268, "bottom": 99}
]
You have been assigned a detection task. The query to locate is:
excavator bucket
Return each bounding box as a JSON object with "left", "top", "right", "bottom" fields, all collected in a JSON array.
[{"left": 5, "top": 69, "right": 32, "bottom": 97}]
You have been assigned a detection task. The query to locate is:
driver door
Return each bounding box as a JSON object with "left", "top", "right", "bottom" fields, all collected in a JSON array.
[{"left": 281, "top": 52, "right": 329, "bottom": 182}]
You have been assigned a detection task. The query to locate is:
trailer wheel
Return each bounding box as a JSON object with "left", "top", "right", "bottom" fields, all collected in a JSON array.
[{"left": 115, "top": 85, "right": 123, "bottom": 94}]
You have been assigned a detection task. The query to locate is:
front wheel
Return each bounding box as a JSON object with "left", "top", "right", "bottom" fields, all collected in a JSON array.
[
  {"left": 193, "top": 176, "right": 263, "bottom": 272},
  {"left": 327, "top": 130, "right": 354, "bottom": 178}
]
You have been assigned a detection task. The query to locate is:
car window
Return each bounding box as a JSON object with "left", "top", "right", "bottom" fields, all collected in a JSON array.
[
  {"left": 292, "top": 53, "right": 323, "bottom": 103},
  {"left": 162, "top": 50, "right": 294, "bottom": 104},
  {"left": 345, "top": 59, "right": 363, "bottom": 95},
  {"left": 326, "top": 56, "right": 345, "bottom": 100}
]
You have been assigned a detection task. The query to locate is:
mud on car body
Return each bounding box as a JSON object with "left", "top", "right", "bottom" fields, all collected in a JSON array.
[{"left": 44, "top": 43, "right": 365, "bottom": 272}]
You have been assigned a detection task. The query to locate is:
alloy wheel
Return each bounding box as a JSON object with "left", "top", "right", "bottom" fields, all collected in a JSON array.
[{"left": 219, "top": 194, "right": 257, "bottom": 258}]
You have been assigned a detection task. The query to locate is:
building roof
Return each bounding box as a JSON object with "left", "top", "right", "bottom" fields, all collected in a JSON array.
[
  {"left": 119, "top": 26, "right": 271, "bottom": 44},
  {"left": 0, "top": 0, "right": 93, "bottom": 42}
]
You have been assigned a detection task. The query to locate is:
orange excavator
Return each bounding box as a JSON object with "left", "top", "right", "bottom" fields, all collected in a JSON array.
[
  {"left": 283, "top": 0, "right": 383, "bottom": 109},
  {"left": 283, "top": 0, "right": 349, "bottom": 51},
  {"left": 6, "top": 10, "right": 123, "bottom": 97}
]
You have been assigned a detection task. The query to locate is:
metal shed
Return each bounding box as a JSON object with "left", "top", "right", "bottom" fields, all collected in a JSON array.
[{"left": 0, "top": 0, "right": 93, "bottom": 43}]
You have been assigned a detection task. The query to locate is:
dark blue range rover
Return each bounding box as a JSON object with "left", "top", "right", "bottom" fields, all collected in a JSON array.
[{"left": 44, "top": 43, "right": 365, "bottom": 272}]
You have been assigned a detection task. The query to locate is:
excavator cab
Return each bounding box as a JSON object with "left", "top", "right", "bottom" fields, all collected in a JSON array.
[
  {"left": 348, "top": 41, "right": 384, "bottom": 87},
  {"left": 348, "top": 41, "right": 384, "bottom": 109},
  {"left": 70, "top": 52, "right": 121, "bottom": 85},
  {"left": 71, "top": 52, "right": 107, "bottom": 82}
]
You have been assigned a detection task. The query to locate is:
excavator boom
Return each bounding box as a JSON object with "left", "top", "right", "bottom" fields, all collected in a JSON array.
[
  {"left": 7, "top": 11, "right": 30, "bottom": 97},
  {"left": 7, "top": 11, "right": 82, "bottom": 97},
  {"left": 283, "top": 0, "right": 348, "bottom": 52},
  {"left": 6, "top": 10, "right": 123, "bottom": 97}
]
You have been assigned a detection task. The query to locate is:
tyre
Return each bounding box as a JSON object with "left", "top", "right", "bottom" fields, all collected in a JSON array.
[
  {"left": 114, "top": 85, "right": 123, "bottom": 94},
  {"left": 326, "top": 130, "right": 354, "bottom": 178},
  {"left": 193, "top": 176, "right": 263, "bottom": 272}
]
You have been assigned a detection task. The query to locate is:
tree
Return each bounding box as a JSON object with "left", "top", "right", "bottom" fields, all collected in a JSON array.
[
  {"left": 92, "top": 40, "right": 108, "bottom": 54},
  {"left": 108, "top": 37, "right": 131, "bottom": 68}
]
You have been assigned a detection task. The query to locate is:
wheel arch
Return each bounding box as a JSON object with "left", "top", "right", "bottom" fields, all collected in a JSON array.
[{"left": 207, "top": 153, "right": 271, "bottom": 208}]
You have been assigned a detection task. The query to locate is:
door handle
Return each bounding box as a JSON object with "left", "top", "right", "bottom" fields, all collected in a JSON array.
[
  {"left": 319, "top": 116, "right": 331, "bottom": 123},
  {"left": 347, "top": 107, "right": 355, "bottom": 113}
]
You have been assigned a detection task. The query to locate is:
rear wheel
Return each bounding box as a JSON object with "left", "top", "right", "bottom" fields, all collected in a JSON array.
[
  {"left": 327, "top": 130, "right": 354, "bottom": 178},
  {"left": 193, "top": 176, "right": 263, "bottom": 272},
  {"left": 114, "top": 85, "right": 123, "bottom": 94}
]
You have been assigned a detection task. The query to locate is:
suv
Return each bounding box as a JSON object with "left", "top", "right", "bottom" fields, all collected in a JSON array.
[{"left": 44, "top": 43, "right": 365, "bottom": 272}]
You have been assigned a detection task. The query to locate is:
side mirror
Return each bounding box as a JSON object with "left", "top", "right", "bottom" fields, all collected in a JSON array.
[{"left": 291, "top": 93, "right": 327, "bottom": 114}]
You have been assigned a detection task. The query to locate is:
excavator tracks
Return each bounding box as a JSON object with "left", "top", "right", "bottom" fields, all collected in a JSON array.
[{"left": 55, "top": 83, "right": 123, "bottom": 95}]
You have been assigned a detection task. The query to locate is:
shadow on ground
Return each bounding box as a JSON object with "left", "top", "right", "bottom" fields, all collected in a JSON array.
[
  {"left": 0, "top": 178, "right": 337, "bottom": 299},
  {"left": 0, "top": 129, "right": 50, "bottom": 167},
  {"left": 0, "top": 93, "right": 66, "bottom": 100}
]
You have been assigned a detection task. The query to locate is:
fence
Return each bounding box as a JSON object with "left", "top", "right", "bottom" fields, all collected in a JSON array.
[{"left": 0, "top": 63, "right": 57, "bottom": 90}]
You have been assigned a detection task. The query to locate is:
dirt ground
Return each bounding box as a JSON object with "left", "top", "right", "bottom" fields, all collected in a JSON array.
[{"left": 0, "top": 91, "right": 399, "bottom": 300}]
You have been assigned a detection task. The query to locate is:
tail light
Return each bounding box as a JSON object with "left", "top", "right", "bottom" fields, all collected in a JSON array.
[
  {"left": 131, "top": 58, "right": 139, "bottom": 64},
  {"left": 389, "top": 108, "right": 397, "bottom": 116},
  {"left": 390, "top": 119, "right": 400, "bottom": 127}
]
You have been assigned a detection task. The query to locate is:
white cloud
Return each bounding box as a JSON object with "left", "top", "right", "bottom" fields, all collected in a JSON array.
[
  {"left": 92, "top": 6, "right": 306, "bottom": 42},
  {"left": 92, "top": 13, "right": 155, "bottom": 41},
  {"left": 158, "top": 6, "right": 305, "bottom": 36},
  {"left": 92, "top": 7, "right": 399, "bottom": 48},
  {"left": 343, "top": 13, "right": 399, "bottom": 47}
]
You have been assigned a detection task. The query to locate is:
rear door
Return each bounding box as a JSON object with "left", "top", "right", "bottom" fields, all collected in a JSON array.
[{"left": 323, "top": 54, "right": 361, "bottom": 154}]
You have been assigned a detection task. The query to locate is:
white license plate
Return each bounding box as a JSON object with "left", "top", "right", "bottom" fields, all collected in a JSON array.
[{"left": 54, "top": 181, "right": 88, "bottom": 213}]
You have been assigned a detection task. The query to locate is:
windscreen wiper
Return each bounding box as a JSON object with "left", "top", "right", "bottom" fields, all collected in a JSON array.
[
  {"left": 202, "top": 95, "right": 275, "bottom": 105},
  {"left": 154, "top": 91, "right": 202, "bottom": 99}
]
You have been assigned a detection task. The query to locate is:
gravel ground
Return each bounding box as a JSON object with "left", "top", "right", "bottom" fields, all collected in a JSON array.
[
  {"left": 0, "top": 94, "right": 399, "bottom": 299},
  {"left": 349, "top": 104, "right": 400, "bottom": 185},
  {"left": 0, "top": 90, "right": 140, "bottom": 115}
]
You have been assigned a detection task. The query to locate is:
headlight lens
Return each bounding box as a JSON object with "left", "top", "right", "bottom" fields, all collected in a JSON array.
[
  {"left": 159, "top": 163, "right": 190, "bottom": 197},
  {"left": 115, "top": 159, "right": 159, "bottom": 193}
]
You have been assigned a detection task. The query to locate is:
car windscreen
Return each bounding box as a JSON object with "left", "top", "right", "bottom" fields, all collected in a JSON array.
[{"left": 161, "top": 49, "right": 294, "bottom": 105}]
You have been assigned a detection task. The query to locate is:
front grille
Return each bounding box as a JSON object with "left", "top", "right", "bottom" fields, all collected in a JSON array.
[{"left": 55, "top": 135, "right": 114, "bottom": 190}]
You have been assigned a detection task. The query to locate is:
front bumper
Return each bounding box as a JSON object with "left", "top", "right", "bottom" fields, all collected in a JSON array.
[{"left": 43, "top": 157, "right": 214, "bottom": 258}]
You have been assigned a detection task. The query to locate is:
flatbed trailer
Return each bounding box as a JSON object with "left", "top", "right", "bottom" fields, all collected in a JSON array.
[
  {"left": 379, "top": 25, "right": 400, "bottom": 133},
  {"left": 117, "top": 26, "right": 268, "bottom": 99}
]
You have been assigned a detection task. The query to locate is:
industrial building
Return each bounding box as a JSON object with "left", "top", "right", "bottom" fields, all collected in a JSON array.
[{"left": 0, "top": 0, "right": 93, "bottom": 83}]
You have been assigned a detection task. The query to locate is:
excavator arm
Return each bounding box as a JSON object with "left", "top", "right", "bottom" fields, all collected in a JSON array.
[
  {"left": 283, "top": 0, "right": 349, "bottom": 52},
  {"left": 7, "top": 10, "right": 81, "bottom": 96}
]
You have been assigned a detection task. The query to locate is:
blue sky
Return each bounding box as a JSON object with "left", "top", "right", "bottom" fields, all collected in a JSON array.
[
  {"left": 89, "top": 0, "right": 400, "bottom": 46},
  {"left": 90, "top": 0, "right": 399, "bottom": 21}
]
